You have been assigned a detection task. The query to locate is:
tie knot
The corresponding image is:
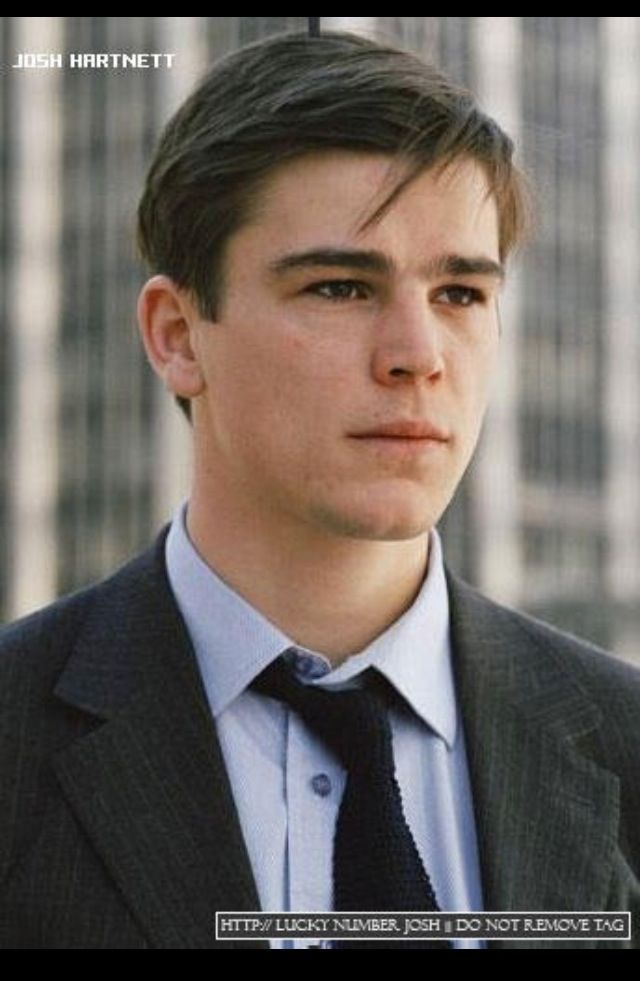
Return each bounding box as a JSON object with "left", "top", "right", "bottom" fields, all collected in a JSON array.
[{"left": 252, "top": 655, "right": 394, "bottom": 773}]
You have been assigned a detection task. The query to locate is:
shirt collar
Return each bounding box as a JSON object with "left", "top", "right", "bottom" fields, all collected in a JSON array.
[{"left": 166, "top": 502, "right": 457, "bottom": 748}]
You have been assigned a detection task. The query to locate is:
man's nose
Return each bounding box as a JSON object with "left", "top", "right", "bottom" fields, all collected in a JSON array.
[{"left": 370, "top": 293, "right": 445, "bottom": 386}]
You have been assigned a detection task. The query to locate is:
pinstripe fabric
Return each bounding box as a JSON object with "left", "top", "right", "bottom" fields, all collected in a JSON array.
[
  {"left": 447, "top": 576, "right": 640, "bottom": 948},
  {"left": 0, "top": 527, "right": 639, "bottom": 948}
]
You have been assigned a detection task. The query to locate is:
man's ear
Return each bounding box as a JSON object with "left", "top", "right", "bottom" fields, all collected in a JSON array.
[{"left": 137, "top": 275, "right": 206, "bottom": 399}]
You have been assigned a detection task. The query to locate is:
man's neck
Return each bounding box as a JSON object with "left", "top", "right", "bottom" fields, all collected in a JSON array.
[{"left": 186, "top": 490, "right": 430, "bottom": 667}]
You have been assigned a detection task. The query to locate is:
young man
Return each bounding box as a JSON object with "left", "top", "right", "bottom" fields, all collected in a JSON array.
[{"left": 1, "top": 31, "right": 639, "bottom": 950}]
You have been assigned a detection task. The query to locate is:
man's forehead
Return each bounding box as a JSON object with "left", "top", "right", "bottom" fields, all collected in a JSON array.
[
  {"left": 244, "top": 151, "right": 501, "bottom": 274},
  {"left": 246, "top": 151, "right": 497, "bottom": 247}
]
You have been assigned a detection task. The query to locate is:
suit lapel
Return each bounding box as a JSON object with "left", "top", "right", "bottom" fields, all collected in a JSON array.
[
  {"left": 53, "top": 533, "right": 268, "bottom": 949},
  {"left": 447, "top": 572, "right": 621, "bottom": 948}
]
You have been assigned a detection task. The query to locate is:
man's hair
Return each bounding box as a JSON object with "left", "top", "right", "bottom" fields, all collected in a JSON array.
[{"left": 137, "top": 30, "right": 530, "bottom": 419}]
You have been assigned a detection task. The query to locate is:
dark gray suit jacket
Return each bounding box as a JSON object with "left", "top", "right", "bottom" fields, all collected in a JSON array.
[{"left": 1, "top": 529, "right": 639, "bottom": 949}]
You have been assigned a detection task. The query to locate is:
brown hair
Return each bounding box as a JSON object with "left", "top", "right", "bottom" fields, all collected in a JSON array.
[{"left": 137, "top": 30, "right": 530, "bottom": 418}]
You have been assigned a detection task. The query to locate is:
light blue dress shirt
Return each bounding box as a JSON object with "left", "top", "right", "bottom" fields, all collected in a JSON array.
[{"left": 165, "top": 504, "right": 485, "bottom": 949}]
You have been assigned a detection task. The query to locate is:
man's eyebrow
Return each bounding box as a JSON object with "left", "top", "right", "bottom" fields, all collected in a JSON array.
[
  {"left": 268, "top": 247, "right": 504, "bottom": 281},
  {"left": 424, "top": 253, "right": 505, "bottom": 282},
  {"left": 268, "top": 248, "right": 393, "bottom": 276}
]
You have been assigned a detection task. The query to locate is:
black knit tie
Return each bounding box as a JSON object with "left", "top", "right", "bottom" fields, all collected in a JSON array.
[{"left": 252, "top": 655, "right": 451, "bottom": 948}]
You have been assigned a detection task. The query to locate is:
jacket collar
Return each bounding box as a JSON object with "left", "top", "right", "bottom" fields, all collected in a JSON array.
[{"left": 54, "top": 529, "right": 267, "bottom": 949}]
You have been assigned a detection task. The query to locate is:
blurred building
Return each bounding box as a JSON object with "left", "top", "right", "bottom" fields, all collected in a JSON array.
[{"left": 1, "top": 17, "right": 639, "bottom": 662}]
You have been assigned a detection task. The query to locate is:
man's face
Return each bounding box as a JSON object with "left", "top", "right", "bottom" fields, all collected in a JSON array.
[{"left": 190, "top": 151, "right": 503, "bottom": 542}]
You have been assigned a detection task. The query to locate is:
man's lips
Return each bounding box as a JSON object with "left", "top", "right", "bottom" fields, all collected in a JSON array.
[{"left": 350, "top": 420, "right": 450, "bottom": 441}]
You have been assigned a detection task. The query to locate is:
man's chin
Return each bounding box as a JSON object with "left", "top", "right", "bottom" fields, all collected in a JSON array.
[{"left": 309, "top": 500, "right": 439, "bottom": 543}]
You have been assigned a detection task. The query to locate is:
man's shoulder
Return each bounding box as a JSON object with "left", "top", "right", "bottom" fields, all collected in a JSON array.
[
  {"left": 0, "top": 530, "right": 169, "bottom": 684},
  {"left": 446, "top": 568, "right": 640, "bottom": 708},
  {"left": 0, "top": 532, "right": 174, "bottom": 844}
]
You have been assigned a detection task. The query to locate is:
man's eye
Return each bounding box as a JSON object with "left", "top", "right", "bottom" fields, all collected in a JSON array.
[
  {"left": 306, "top": 280, "right": 370, "bottom": 301},
  {"left": 435, "top": 285, "right": 485, "bottom": 307}
]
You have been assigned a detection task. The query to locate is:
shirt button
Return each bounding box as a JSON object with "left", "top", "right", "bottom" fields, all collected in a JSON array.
[
  {"left": 296, "top": 654, "right": 329, "bottom": 680},
  {"left": 311, "top": 773, "right": 332, "bottom": 797}
]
